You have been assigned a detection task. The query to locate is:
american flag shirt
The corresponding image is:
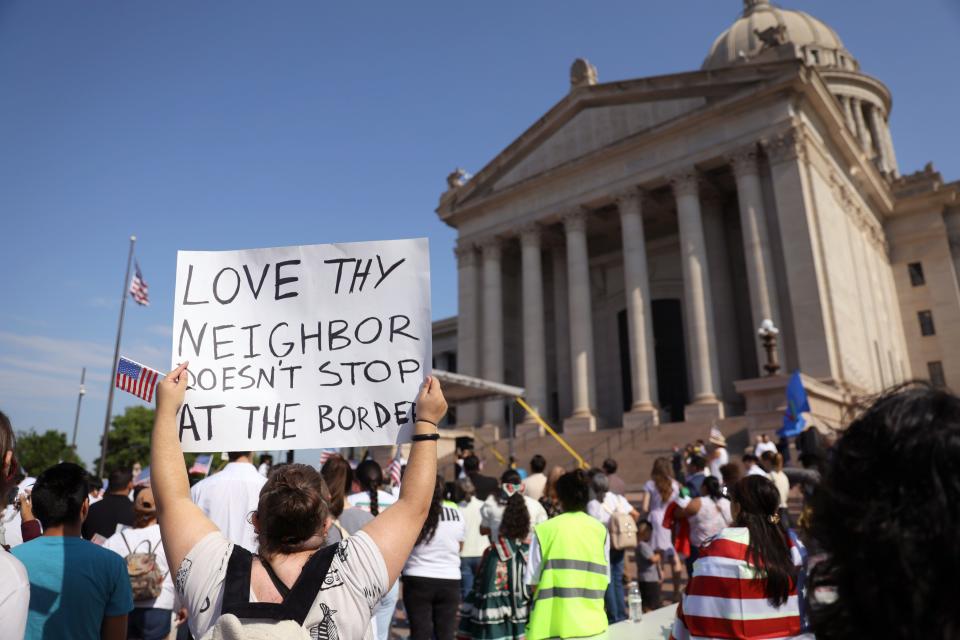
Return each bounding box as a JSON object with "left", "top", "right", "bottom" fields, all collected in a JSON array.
[{"left": 671, "top": 527, "right": 802, "bottom": 640}]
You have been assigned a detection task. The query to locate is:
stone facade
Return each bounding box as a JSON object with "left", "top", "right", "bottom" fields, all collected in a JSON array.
[{"left": 434, "top": 0, "right": 960, "bottom": 432}]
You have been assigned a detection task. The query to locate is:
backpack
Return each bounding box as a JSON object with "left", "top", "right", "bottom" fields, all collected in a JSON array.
[
  {"left": 200, "top": 540, "right": 340, "bottom": 640},
  {"left": 604, "top": 504, "right": 638, "bottom": 550},
  {"left": 120, "top": 530, "right": 166, "bottom": 601}
]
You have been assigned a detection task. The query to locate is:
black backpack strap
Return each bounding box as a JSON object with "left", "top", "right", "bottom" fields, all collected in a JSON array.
[
  {"left": 260, "top": 557, "right": 291, "bottom": 600},
  {"left": 221, "top": 542, "right": 340, "bottom": 625}
]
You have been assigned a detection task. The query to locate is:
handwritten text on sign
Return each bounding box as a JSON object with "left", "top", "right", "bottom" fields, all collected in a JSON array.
[{"left": 171, "top": 238, "right": 431, "bottom": 452}]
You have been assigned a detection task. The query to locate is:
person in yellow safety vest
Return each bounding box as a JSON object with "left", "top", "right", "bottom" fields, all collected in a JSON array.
[{"left": 526, "top": 469, "right": 610, "bottom": 640}]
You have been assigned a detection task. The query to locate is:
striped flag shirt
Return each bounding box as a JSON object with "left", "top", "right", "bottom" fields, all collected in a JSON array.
[
  {"left": 129, "top": 261, "right": 149, "bottom": 306},
  {"left": 115, "top": 357, "right": 161, "bottom": 403},
  {"left": 671, "top": 527, "right": 802, "bottom": 640}
]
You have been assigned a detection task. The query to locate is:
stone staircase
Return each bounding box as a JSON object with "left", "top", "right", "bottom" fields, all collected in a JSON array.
[{"left": 433, "top": 416, "right": 753, "bottom": 489}]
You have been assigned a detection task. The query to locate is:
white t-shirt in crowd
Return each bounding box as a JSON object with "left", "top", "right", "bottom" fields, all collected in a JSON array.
[
  {"left": 523, "top": 473, "right": 547, "bottom": 501},
  {"left": 717, "top": 496, "right": 733, "bottom": 525},
  {"left": 709, "top": 446, "right": 729, "bottom": 480},
  {"left": 177, "top": 530, "right": 387, "bottom": 640},
  {"left": 103, "top": 523, "right": 176, "bottom": 610},
  {"left": 644, "top": 479, "right": 679, "bottom": 552},
  {"left": 755, "top": 441, "right": 778, "bottom": 457},
  {"left": 687, "top": 497, "right": 727, "bottom": 547},
  {"left": 257, "top": 463, "right": 271, "bottom": 477},
  {"left": 190, "top": 462, "right": 266, "bottom": 553},
  {"left": 0, "top": 478, "right": 36, "bottom": 549},
  {"left": 746, "top": 464, "right": 771, "bottom": 479},
  {"left": 769, "top": 470, "right": 790, "bottom": 509},
  {"left": 459, "top": 496, "right": 487, "bottom": 558},
  {"left": 480, "top": 494, "right": 548, "bottom": 541},
  {"left": 0, "top": 550, "right": 29, "bottom": 639},
  {"left": 586, "top": 492, "right": 634, "bottom": 526},
  {"left": 403, "top": 502, "right": 465, "bottom": 580},
  {"left": 347, "top": 490, "right": 398, "bottom": 514}
]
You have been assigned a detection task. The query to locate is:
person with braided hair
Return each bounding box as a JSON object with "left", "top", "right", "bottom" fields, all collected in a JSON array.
[
  {"left": 402, "top": 475, "right": 465, "bottom": 640},
  {"left": 671, "top": 475, "right": 801, "bottom": 639},
  {"left": 150, "top": 364, "right": 448, "bottom": 640},
  {"left": 348, "top": 460, "right": 396, "bottom": 516},
  {"left": 458, "top": 470, "right": 533, "bottom": 640}
]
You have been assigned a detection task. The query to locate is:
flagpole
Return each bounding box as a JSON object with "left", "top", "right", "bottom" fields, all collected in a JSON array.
[
  {"left": 70, "top": 367, "right": 87, "bottom": 448},
  {"left": 98, "top": 235, "right": 136, "bottom": 479}
]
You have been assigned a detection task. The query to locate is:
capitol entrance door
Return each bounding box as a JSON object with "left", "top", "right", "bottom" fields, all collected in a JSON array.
[{"left": 652, "top": 298, "right": 689, "bottom": 423}]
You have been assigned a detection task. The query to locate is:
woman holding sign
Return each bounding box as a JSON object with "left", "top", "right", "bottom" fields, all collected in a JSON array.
[{"left": 150, "top": 362, "right": 447, "bottom": 640}]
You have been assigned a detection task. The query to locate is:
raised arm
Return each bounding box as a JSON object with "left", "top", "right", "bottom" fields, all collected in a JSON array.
[
  {"left": 151, "top": 363, "right": 219, "bottom": 575},
  {"left": 363, "top": 376, "right": 447, "bottom": 585}
]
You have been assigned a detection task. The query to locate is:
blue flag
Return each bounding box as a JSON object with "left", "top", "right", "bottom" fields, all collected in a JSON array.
[{"left": 778, "top": 371, "right": 810, "bottom": 438}]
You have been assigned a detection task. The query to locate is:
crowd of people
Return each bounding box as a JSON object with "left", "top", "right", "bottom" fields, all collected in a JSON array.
[{"left": 1, "top": 372, "right": 959, "bottom": 640}]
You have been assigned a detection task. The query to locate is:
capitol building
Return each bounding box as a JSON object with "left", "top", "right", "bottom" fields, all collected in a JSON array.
[{"left": 432, "top": 0, "right": 960, "bottom": 435}]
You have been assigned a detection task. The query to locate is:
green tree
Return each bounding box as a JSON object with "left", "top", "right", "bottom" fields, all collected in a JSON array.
[
  {"left": 16, "top": 429, "right": 84, "bottom": 476},
  {"left": 94, "top": 405, "right": 198, "bottom": 476}
]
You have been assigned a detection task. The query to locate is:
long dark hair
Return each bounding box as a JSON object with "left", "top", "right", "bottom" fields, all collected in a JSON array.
[
  {"left": 498, "top": 469, "right": 530, "bottom": 541},
  {"left": 416, "top": 474, "right": 445, "bottom": 545},
  {"left": 320, "top": 455, "right": 353, "bottom": 518},
  {"left": 355, "top": 459, "right": 383, "bottom": 516},
  {"left": 731, "top": 475, "right": 797, "bottom": 607},
  {"left": 0, "top": 410, "right": 17, "bottom": 504},
  {"left": 701, "top": 475, "right": 724, "bottom": 502},
  {"left": 809, "top": 384, "right": 960, "bottom": 639}
]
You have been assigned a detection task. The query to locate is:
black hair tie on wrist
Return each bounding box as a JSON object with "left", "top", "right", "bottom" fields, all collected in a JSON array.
[
  {"left": 411, "top": 433, "right": 440, "bottom": 442},
  {"left": 415, "top": 418, "right": 438, "bottom": 427}
]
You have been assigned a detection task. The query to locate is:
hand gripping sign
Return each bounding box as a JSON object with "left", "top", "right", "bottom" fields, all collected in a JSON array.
[{"left": 171, "top": 238, "right": 431, "bottom": 452}]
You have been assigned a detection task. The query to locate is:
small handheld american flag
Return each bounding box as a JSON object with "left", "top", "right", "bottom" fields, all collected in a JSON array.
[
  {"left": 318, "top": 448, "right": 339, "bottom": 468},
  {"left": 189, "top": 454, "right": 213, "bottom": 477},
  {"left": 387, "top": 447, "right": 403, "bottom": 487},
  {"left": 129, "top": 261, "right": 149, "bottom": 306},
  {"left": 115, "top": 357, "right": 160, "bottom": 402}
]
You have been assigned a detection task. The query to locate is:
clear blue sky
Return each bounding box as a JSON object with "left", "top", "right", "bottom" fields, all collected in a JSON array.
[{"left": 2, "top": 1, "right": 958, "bottom": 470}]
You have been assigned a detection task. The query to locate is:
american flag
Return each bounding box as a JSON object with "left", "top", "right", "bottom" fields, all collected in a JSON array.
[
  {"left": 387, "top": 447, "right": 403, "bottom": 487},
  {"left": 189, "top": 454, "right": 214, "bottom": 476},
  {"left": 115, "top": 357, "right": 160, "bottom": 402},
  {"left": 318, "top": 448, "right": 339, "bottom": 468},
  {"left": 129, "top": 261, "right": 149, "bottom": 306}
]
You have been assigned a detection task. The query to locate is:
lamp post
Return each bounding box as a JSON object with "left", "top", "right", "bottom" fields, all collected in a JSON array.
[
  {"left": 71, "top": 367, "right": 87, "bottom": 448},
  {"left": 757, "top": 319, "right": 781, "bottom": 376}
]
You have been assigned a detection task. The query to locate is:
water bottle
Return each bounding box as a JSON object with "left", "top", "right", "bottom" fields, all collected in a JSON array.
[{"left": 627, "top": 580, "right": 643, "bottom": 623}]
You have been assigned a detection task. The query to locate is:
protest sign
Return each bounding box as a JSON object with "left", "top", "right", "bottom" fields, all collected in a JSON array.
[{"left": 171, "top": 238, "right": 431, "bottom": 452}]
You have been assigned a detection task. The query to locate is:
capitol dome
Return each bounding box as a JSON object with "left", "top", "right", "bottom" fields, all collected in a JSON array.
[{"left": 703, "top": 0, "right": 857, "bottom": 71}]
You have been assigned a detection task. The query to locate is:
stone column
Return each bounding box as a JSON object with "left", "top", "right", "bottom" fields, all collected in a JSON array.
[
  {"left": 878, "top": 109, "right": 899, "bottom": 177},
  {"left": 519, "top": 223, "right": 548, "bottom": 432},
  {"left": 670, "top": 169, "right": 724, "bottom": 421},
  {"left": 455, "top": 241, "right": 481, "bottom": 426},
  {"left": 730, "top": 146, "right": 782, "bottom": 372},
  {"left": 480, "top": 238, "right": 504, "bottom": 428},
  {"left": 616, "top": 189, "right": 659, "bottom": 428},
  {"left": 851, "top": 98, "right": 872, "bottom": 154},
  {"left": 563, "top": 209, "right": 597, "bottom": 432},
  {"left": 841, "top": 96, "right": 858, "bottom": 136},
  {"left": 867, "top": 106, "right": 896, "bottom": 176}
]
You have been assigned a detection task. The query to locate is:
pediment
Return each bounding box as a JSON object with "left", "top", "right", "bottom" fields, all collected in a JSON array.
[
  {"left": 442, "top": 62, "right": 804, "bottom": 215},
  {"left": 493, "top": 96, "right": 706, "bottom": 191}
]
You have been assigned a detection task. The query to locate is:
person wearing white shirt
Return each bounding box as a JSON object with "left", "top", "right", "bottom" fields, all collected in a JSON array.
[
  {"left": 0, "top": 413, "right": 29, "bottom": 640},
  {"left": 402, "top": 476, "right": 465, "bottom": 640},
  {"left": 104, "top": 487, "right": 183, "bottom": 640},
  {"left": 480, "top": 470, "right": 548, "bottom": 541},
  {"left": 708, "top": 430, "right": 729, "bottom": 480},
  {"left": 587, "top": 472, "right": 639, "bottom": 624},
  {"left": 456, "top": 477, "right": 486, "bottom": 600},
  {"left": 523, "top": 455, "right": 548, "bottom": 501},
  {"left": 755, "top": 434, "right": 778, "bottom": 457},
  {"left": 743, "top": 453, "right": 771, "bottom": 479},
  {"left": 189, "top": 451, "right": 266, "bottom": 553}
]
